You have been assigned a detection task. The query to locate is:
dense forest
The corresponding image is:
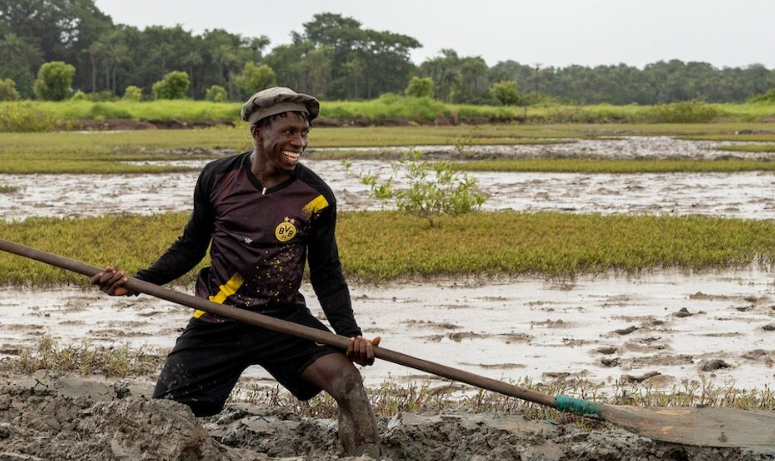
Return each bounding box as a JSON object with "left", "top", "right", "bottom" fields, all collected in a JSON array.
[{"left": 1, "top": 0, "right": 774, "bottom": 104}]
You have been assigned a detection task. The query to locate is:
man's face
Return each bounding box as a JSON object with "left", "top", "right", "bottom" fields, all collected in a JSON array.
[{"left": 254, "top": 113, "right": 310, "bottom": 172}]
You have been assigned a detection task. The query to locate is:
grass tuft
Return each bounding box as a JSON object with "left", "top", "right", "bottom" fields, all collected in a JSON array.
[
  {"left": 4, "top": 335, "right": 163, "bottom": 377},
  {"left": 1, "top": 211, "right": 774, "bottom": 285},
  {"left": 230, "top": 375, "right": 775, "bottom": 420},
  {"left": 452, "top": 158, "right": 775, "bottom": 173}
]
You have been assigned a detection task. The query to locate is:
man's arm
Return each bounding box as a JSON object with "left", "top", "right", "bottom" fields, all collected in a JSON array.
[
  {"left": 135, "top": 170, "right": 215, "bottom": 285},
  {"left": 92, "top": 170, "right": 215, "bottom": 295},
  {"left": 307, "top": 201, "right": 362, "bottom": 338}
]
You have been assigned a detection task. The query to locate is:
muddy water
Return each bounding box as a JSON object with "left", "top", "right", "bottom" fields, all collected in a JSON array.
[
  {"left": 312, "top": 135, "right": 772, "bottom": 160},
  {"left": 2, "top": 267, "right": 773, "bottom": 392},
  {"left": 3, "top": 159, "right": 775, "bottom": 221}
]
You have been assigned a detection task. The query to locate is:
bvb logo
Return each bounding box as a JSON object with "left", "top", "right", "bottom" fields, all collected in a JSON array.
[{"left": 275, "top": 217, "right": 297, "bottom": 242}]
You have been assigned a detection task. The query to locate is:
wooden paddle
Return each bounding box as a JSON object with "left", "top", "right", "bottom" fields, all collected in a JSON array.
[{"left": 1, "top": 237, "right": 774, "bottom": 451}]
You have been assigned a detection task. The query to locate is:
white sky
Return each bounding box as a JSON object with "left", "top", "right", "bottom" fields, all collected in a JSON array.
[{"left": 94, "top": 0, "right": 774, "bottom": 69}]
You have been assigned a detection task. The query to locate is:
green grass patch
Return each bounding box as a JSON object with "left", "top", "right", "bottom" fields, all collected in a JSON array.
[
  {"left": 1, "top": 211, "right": 774, "bottom": 285},
  {"left": 680, "top": 134, "right": 775, "bottom": 142},
  {"left": 717, "top": 144, "right": 775, "bottom": 153},
  {"left": 4, "top": 97, "right": 775, "bottom": 129},
  {"left": 452, "top": 158, "right": 775, "bottom": 173},
  {"left": 0, "top": 185, "right": 18, "bottom": 193},
  {"left": 2, "top": 122, "right": 775, "bottom": 174},
  {"left": 0, "top": 160, "right": 196, "bottom": 174}
]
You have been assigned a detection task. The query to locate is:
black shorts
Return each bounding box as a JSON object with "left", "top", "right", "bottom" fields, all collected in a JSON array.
[{"left": 152, "top": 306, "right": 340, "bottom": 417}]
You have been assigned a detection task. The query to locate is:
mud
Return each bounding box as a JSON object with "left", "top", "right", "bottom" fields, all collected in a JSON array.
[
  {"left": 3, "top": 137, "right": 775, "bottom": 221},
  {"left": 1, "top": 373, "right": 772, "bottom": 460},
  {"left": 3, "top": 267, "right": 775, "bottom": 393}
]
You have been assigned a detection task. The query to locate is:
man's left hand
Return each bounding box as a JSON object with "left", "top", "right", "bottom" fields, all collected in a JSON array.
[{"left": 346, "top": 335, "right": 381, "bottom": 366}]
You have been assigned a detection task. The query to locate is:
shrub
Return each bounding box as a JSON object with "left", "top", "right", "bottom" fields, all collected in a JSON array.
[
  {"left": 405, "top": 77, "right": 434, "bottom": 98},
  {"left": 359, "top": 149, "right": 486, "bottom": 227},
  {"left": 642, "top": 101, "right": 720, "bottom": 123},
  {"left": 70, "top": 90, "right": 88, "bottom": 101},
  {"left": 489, "top": 80, "right": 523, "bottom": 106},
  {"left": 152, "top": 71, "right": 190, "bottom": 100},
  {"left": 0, "top": 102, "right": 61, "bottom": 132},
  {"left": 205, "top": 84, "right": 227, "bottom": 102},
  {"left": 122, "top": 85, "right": 143, "bottom": 101},
  {"left": 86, "top": 103, "right": 132, "bottom": 120},
  {"left": 88, "top": 90, "right": 117, "bottom": 102},
  {"left": 749, "top": 89, "right": 775, "bottom": 103},
  {"left": 33, "top": 61, "right": 76, "bottom": 101},
  {"left": 0, "top": 79, "right": 20, "bottom": 101},
  {"left": 235, "top": 62, "right": 276, "bottom": 100}
]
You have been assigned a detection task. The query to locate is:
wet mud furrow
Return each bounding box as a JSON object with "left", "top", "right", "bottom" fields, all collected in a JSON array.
[{"left": 1, "top": 268, "right": 773, "bottom": 392}]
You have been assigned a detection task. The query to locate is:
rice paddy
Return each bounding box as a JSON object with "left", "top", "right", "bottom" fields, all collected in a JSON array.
[{"left": 1, "top": 211, "right": 774, "bottom": 285}]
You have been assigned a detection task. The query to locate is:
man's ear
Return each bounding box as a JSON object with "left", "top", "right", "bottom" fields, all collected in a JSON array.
[{"left": 250, "top": 124, "right": 261, "bottom": 140}]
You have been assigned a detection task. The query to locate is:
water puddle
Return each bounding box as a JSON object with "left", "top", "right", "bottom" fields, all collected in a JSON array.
[
  {"left": 2, "top": 158, "right": 774, "bottom": 221},
  {"left": 2, "top": 267, "right": 773, "bottom": 391}
]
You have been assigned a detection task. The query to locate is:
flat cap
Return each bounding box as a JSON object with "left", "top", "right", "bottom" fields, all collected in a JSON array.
[{"left": 241, "top": 86, "right": 320, "bottom": 126}]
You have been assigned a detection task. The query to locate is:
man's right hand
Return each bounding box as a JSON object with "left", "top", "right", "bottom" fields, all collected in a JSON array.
[{"left": 90, "top": 266, "right": 134, "bottom": 296}]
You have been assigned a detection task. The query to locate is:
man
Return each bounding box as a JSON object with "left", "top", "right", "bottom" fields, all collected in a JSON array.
[{"left": 91, "top": 87, "right": 381, "bottom": 457}]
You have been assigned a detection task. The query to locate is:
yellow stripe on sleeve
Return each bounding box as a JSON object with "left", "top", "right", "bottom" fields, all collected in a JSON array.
[
  {"left": 193, "top": 273, "right": 244, "bottom": 318},
  {"left": 302, "top": 194, "right": 329, "bottom": 218}
]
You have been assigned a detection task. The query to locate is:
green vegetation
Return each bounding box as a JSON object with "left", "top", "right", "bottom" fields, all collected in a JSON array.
[
  {"left": 235, "top": 62, "right": 276, "bottom": 100},
  {"left": 2, "top": 211, "right": 774, "bottom": 285},
  {"left": 452, "top": 158, "right": 775, "bottom": 174},
  {"left": 205, "top": 85, "right": 227, "bottom": 103},
  {"left": 717, "top": 144, "right": 775, "bottom": 153},
  {"left": 642, "top": 101, "right": 719, "bottom": 123},
  {"left": 0, "top": 78, "right": 20, "bottom": 101},
  {"left": 5, "top": 335, "right": 162, "bottom": 378},
  {"left": 2, "top": 122, "right": 775, "bottom": 174},
  {"left": 489, "top": 80, "right": 523, "bottom": 106},
  {"left": 33, "top": 61, "right": 75, "bottom": 101},
  {"left": 405, "top": 77, "right": 434, "bottom": 98},
  {"left": 152, "top": 71, "right": 190, "bottom": 100},
  {"left": 0, "top": 185, "right": 18, "bottom": 193},
  {"left": 0, "top": 102, "right": 64, "bottom": 133},
  {"left": 750, "top": 89, "right": 775, "bottom": 103},
  {"left": 360, "top": 150, "right": 486, "bottom": 226},
  {"left": 122, "top": 85, "right": 142, "bottom": 102},
  {"left": 1, "top": 97, "right": 774, "bottom": 132}
]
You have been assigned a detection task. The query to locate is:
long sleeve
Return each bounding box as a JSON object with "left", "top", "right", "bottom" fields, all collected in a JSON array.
[
  {"left": 307, "top": 201, "right": 361, "bottom": 338},
  {"left": 135, "top": 169, "right": 215, "bottom": 286}
]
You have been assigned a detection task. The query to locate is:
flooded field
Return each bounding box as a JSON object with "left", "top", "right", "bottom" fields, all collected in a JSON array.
[
  {"left": 2, "top": 136, "right": 775, "bottom": 221},
  {"left": 2, "top": 267, "right": 773, "bottom": 393}
]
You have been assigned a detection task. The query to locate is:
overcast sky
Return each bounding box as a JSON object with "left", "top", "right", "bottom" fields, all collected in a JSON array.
[{"left": 94, "top": 0, "right": 774, "bottom": 69}]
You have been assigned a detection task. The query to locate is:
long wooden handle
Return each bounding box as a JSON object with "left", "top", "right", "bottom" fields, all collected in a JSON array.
[{"left": 0, "top": 238, "right": 555, "bottom": 407}]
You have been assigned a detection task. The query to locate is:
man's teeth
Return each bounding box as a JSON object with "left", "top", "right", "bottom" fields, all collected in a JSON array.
[{"left": 283, "top": 151, "right": 300, "bottom": 160}]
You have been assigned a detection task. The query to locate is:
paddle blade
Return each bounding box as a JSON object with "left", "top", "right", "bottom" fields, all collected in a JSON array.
[{"left": 600, "top": 405, "right": 775, "bottom": 450}]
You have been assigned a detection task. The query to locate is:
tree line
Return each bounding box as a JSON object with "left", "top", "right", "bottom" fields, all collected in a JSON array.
[{"left": 1, "top": 0, "right": 774, "bottom": 104}]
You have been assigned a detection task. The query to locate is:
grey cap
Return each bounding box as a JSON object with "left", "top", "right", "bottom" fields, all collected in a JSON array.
[{"left": 241, "top": 87, "right": 320, "bottom": 126}]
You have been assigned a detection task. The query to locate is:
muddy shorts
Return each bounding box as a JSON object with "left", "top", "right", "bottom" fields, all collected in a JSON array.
[{"left": 152, "top": 306, "right": 340, "bottom": 417}]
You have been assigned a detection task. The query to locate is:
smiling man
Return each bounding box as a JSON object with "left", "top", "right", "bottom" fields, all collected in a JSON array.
[{"left": 91, "top": 87, "right": 381, "bottom": 457}]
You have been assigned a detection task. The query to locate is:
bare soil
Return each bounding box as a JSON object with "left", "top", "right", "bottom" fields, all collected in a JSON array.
[{"left": 1, "top": 373, "right": 772, "bottom": 460}]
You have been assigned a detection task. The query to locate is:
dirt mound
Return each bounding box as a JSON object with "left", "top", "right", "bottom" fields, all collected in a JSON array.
[
  {"left": 0, "top": 373, "right": 261, "bottom": 460},
  {"left": 0, "top": 373, "right": 772, "bottom": 460}
]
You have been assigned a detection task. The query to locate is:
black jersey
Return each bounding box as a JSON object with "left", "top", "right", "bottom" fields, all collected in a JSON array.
[{"left": 136, "top": 152, "right": 361, "bottom": 337}]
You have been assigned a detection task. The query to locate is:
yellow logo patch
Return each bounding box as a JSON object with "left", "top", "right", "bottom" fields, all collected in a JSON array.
[{"left": 275, "top": 217, "right": 297, "bottom": 242}]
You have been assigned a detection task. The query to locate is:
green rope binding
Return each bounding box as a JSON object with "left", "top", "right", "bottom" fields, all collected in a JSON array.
[{"left": 553, "top": 395, "right": 601, "bottom": 415}]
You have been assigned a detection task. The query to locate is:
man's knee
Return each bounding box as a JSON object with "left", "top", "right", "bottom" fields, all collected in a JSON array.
[{"left": 328, "top": 366, "right": 364, "bottom": 402}]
